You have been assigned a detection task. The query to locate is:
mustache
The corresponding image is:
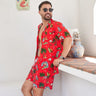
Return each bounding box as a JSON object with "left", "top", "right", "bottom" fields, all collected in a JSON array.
[{"left": 45, "top": 13, "right": 51, "bottom": 16}]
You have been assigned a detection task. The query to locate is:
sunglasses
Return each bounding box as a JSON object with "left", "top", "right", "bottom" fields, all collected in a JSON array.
[{"left": 43, "top": 8, "right": 54, "bottom": 12}]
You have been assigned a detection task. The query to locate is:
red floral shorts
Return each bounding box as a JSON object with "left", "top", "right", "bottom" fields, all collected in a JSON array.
[{"left": 26, "top": 54, "right": 59, "bottom": 90}]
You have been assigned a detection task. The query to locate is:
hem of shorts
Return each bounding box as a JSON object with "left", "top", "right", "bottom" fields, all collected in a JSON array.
[
  {"left": 26, "top": 78, "right": 53, "bottom": 90},
  {"left": 33, "top": 85, "right": 53, "bottom": 90}
]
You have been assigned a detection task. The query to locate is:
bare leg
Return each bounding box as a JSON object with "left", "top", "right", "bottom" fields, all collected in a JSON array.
[
  {"left": 21, "top": 80, "right": 33, "bottom": 96},
  {"left": 33, "top": 87, "right": 44, "bottom": 96}
]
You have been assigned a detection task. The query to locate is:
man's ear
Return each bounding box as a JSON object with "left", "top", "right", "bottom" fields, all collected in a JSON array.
[{"left": 38, "top": 11, "right": 40, "bottom": 14}]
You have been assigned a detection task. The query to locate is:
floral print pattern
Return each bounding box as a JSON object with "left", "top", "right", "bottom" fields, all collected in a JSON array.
[{"left": 26, "top": 19, "right": 71, "bottom": 90}]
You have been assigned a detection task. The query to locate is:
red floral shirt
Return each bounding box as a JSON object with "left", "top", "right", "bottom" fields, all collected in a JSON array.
[{"left": 35, "top": 18, "right": 71, "bottom": 60}]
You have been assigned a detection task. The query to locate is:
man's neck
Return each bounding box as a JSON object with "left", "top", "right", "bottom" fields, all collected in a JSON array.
[{"left": 42, "top": 19, "right": 50, "bottom": 26}]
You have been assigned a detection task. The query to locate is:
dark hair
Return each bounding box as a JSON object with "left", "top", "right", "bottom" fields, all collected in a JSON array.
[{"left": 38, "top": 1, "right": 52, "bottom": 11}]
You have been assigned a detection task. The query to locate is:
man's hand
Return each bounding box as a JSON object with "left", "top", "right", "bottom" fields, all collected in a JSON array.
[{"left": 53, "top": 58, "right": 64, "bottom": 67}]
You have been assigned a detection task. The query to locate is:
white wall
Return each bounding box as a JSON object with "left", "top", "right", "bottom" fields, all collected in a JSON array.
[
  {"left": 79, "top": 0, "right": 96, "bottom": 57},
  {"left": 0, "top": 0, "right": 84, "bottom": 96},
  {"left": 0, "top": 0, "right": 79, "bottom": 82},
  {"left": 1, "top": 0, "right": 96, "bottom": 96},
  {"left": 61, "top": 71, "right": 96, "bottom": 96}
]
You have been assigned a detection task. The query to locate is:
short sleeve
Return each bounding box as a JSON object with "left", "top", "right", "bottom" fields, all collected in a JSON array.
[
  {"left": 34, "top": 24, "right": 40, "bottom": 59},
  {"left": 34, "top": 36, "right": 39, "bottom": 59},
  {"left": 55, "top": 22, "right": 72, "bottom": 40}
]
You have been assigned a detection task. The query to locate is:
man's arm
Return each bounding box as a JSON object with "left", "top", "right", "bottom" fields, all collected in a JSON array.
[
  {"left": 53, "top": 22, "right": 72, "bottom": 66},
  {"left": 53, "top": 37, "right": 72, "bottom": 66},
  {"left": 54, "top": 22, "right": 72, "bottom": 58},
  {"left": 60, "top": 37, "right": 72, "bottom": 58}
]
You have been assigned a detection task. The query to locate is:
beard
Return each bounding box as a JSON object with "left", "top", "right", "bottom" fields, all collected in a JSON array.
[{"left": 43, "top": 13, "right": 52, "bottom": 20}]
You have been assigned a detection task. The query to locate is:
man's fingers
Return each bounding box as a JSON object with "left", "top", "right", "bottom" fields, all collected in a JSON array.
[
  {"left": 53, "top": 59, "right": 63, "bottom": 66},
  {"left": 59, "top": 60, "right": 64, "bottom": 64}
]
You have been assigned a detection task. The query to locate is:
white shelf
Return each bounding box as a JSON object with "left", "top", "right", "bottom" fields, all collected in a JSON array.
[{"left": 58, "top": 64, "right": 96, "bottom": 84}]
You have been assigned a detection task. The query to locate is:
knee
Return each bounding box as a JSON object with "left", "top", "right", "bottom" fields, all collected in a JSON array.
[
  {"left": 21, "top": 84, "right": 30, "bottom": 94},
  {"left": 21, "top": 84, "right": 26, "bottom": 93},
  {"left": 33, "top": 87, "right": 44, "bottom": 96},
  {"left": 32, "top": 87, "right": 37, "bottom": 96}
]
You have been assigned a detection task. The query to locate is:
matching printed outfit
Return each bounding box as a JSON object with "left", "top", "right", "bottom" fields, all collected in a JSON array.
[{"left": 26, "top": 19, "right": 71, "bottom": 90}]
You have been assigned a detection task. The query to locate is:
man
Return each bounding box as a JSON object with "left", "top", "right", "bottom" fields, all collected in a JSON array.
[{"left": 21, "top": 1, "right": 72, "bottom": 96}]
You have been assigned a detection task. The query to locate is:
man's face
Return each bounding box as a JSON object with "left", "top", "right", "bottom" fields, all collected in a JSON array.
[{"left": 39, "top": 4, "right": 53, "bottom": 20}]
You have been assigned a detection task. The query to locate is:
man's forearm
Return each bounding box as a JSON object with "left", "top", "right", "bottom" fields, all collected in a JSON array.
[{"left": 60, "top": 37, "right": 72, "bottom": 58}]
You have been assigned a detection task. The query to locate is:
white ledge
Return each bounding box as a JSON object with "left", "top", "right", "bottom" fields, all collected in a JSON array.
[{"left": 58, "top": 64, "right": 96, "bottom": 84}]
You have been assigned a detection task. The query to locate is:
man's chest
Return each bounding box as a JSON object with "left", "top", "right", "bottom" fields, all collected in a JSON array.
[{"left": 38, "top": 27, "right": 56, "bottom": 42}]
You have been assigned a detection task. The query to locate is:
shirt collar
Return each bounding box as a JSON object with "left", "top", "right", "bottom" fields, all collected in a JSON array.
[{"left": 38, "top": 18, "right": 53, "bottom": 30}]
